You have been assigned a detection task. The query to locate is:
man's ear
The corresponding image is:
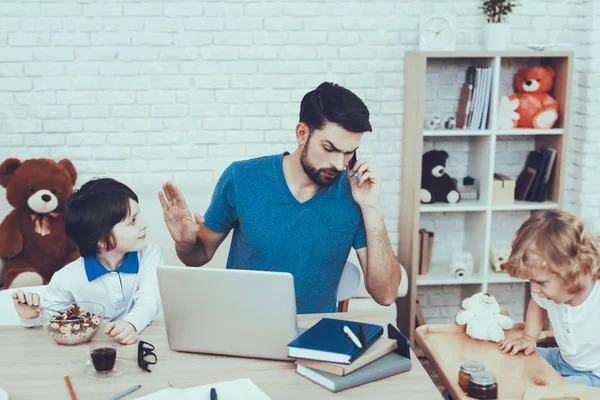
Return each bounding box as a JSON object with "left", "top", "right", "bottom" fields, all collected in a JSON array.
[
  {"left": 0, "top": 158, "right": 22, "bottom": 188},
  {"left": 296, "top": 123, "right": 311, "bottom": 146}
]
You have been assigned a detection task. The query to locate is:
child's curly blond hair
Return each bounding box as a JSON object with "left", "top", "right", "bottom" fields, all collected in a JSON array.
[{"left": 502, "top": 209, "right": 600, "bottom": 294}]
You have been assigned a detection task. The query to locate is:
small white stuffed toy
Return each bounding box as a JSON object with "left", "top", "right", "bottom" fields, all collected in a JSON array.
[
  {"left": 496, "top": 96, "right": 520, "bottom": 130},
  {"left": 490, "top": 247, "right": 511, "bottom": 273},
  {"left": 455, "top": 292, "right": 514, "bottom": 342}
]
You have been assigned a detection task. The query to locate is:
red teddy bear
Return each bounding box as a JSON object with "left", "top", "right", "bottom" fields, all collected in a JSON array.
[
  {"left": 509, "top": 66, "right": 559, "bottom": 129},
  {"left": 0, "top": 158, "right": 80, "bottom": 288}
]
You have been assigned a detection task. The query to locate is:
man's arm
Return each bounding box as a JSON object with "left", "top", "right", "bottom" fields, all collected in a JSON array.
[
  {"left": 356, "top": 207, "right": 402, "bottom": 306},
  {"left": 176, "top": 224, "right": 229, "bottom": 267},
  {"left": 159, "top": 175, "right": 234, "bottom": 267}
]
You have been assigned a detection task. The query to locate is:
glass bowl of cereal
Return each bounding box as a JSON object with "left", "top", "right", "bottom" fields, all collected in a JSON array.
[{"left": 40, "top": 302, "right": 105, "bottom": 345}]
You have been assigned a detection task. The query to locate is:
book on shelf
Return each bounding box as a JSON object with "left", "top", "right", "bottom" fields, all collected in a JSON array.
[
  {"left": 418, "top": 229, "right": 433, "bottom": 275},
  {"left": 515, "top": 167, "right": 537, "bottom": 201},
  {"left": 295, "top": 324, "right": 412, "bottom": 392},
  {"left": 456, "top": 66, "right": 493, "bottom": 130},
  {"left": 515, "top": 147, "right": 557, "bottom": 202}
]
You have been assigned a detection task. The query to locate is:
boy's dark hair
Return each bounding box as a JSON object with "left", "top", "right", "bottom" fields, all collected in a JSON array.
[
  {"left": 299, "top": 82, "right": 372, "bottom": 134},
  {"left": 65, "top": 178, "right": 138, "bottom": 258}
]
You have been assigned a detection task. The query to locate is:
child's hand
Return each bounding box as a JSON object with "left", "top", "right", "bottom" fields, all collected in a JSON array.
[
  {"left": 11, "top": 290, "right": 41, "bottom": 320},
  {"left": 104, "top": 321, "right": 138, "bottom": 345},
  {"left": 498, "top": 334, "right": 537, "bottom": 356}
]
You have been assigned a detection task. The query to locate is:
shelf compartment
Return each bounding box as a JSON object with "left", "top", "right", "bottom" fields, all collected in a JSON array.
[
  {"left": 418, "top": 212, "right": 487, "bottom": 287},
  {"left": 498, "top": 56, "right": 570, "bottom": 130},
  {"left": 424, "top": 57, "right": 495, "bottom": 134},
  {"left": 422, "top": 135, "right": 492, "bottom": 207},
  {"left": 493, "top": 134, "right": 564, "bottom": 204}
]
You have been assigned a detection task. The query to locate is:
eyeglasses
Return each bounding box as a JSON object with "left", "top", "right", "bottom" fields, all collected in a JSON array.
[{"left": 137, "top": 340, "right": 157, "bottom": 372}]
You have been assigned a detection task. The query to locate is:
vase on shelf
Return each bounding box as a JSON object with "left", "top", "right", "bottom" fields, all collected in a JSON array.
[{"left": 483, "top": 22, "right": 510, "bottom": 51}]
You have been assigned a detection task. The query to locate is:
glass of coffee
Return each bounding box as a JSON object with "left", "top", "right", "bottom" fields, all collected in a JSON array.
[{"left": 89, "top": 344, "right": 117, "bottom": 373}]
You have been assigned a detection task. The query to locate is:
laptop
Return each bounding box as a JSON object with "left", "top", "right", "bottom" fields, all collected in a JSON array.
[{"left": 156, "top": 265, "right": 303, "bottom": 361}]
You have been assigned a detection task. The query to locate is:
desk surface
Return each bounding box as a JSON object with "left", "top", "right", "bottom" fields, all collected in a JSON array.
[
  {"left": 416, "top": 323, "right": 565, "bottom": 400},
  {"left": 0, "top": 312, "right": 442, "bottom": 399}
]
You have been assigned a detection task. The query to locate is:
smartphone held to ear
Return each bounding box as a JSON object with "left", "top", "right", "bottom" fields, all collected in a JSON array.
[{"left": 348, "top": 152, "right": 357, "bottom": 172}]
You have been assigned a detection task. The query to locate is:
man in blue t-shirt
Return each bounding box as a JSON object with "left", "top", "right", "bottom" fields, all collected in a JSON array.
[{"left": 159, "top": 82, "right": 402, "bottom": 314}]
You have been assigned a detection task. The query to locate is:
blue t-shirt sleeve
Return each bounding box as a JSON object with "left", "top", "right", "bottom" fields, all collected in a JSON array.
[
  {"left": 352, "top": 215, "right": 367, "bottom": 250},
  {"left": 203, "top": 164, "right": 237, "bottom": 233}
]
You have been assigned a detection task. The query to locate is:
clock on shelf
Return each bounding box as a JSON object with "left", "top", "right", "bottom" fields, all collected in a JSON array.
[{"left": 419, "top": 14, "right": 457, "bottom": 51}]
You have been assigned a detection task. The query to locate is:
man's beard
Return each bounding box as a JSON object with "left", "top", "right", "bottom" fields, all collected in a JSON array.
[{"left": 300, "top": 139, "right": 341, "bottom": 187}]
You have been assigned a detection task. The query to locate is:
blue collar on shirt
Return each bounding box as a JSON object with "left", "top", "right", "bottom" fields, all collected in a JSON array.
[{"left": 84, "top": 252, "right": 139, "bottom": 282}]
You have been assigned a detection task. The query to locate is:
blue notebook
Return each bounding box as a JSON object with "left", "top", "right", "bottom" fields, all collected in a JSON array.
[{"left": 287, "top": 318, "right": 384, "bottom": 364}]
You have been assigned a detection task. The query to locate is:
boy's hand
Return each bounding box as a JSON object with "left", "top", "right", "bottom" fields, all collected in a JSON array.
[
  {"left": 498, "top": 334, "right": 537, "bottom": 356},
  {"left": 11, "top": 290, "right": 41, "bottom": 320},
  {"left": 104, "top": 321, "right": 138, "bottom": 345}
]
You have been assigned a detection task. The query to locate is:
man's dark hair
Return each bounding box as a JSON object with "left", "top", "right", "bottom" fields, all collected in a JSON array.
[
  {"left": 299, "top": 82, "right": 372, "bottom": 133},
  {"left": 65, "top": 178, "right": 138, "bottom": 258}
]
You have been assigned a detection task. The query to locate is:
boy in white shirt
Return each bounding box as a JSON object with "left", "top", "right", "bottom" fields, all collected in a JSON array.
[
  {"left": 12, "top": 178, "right": 162, "bottom": 345},
  {"left": 498, "top": 209, "right": 600, "bottom": 387}
]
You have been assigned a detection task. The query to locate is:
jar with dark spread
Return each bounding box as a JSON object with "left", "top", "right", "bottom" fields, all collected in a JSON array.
[
  {"left": 458, "top": 360, "right": 485, "bottom": 393},
  {"left": 468, "top": 371, "right": 498, "bottom": 399}
]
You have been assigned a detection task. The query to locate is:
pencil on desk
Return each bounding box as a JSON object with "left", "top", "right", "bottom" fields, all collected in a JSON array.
[
  {"left": 64, "top": 375, "right": 78, "bottom": 400},
  {"left": 110, "top": 384, "right": 142, "bottom": 400}
]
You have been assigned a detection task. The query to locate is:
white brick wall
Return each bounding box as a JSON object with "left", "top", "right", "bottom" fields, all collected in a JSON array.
[{"left": 1, "top": 0, "right": 597, "bottom": 323}]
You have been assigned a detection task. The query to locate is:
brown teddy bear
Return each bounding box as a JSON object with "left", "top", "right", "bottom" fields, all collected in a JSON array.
[
  {"left": 0, "top": 158, "right": 80, "bottom": 288},
  {"left": 508, "top": 66, "right": 559, "bottom": 129}
]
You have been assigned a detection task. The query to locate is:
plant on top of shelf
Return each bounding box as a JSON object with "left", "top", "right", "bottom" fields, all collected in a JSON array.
[
  {"left": 481, "top": 0, "right": 518, "bottom": 23},
  {"left": 480, "top": 0, "right": 519, "bottom": 51}
]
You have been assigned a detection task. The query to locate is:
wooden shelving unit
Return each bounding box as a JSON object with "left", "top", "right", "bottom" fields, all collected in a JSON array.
[{"left": 396, "top": 51, "right": 573, "bottom": 345}]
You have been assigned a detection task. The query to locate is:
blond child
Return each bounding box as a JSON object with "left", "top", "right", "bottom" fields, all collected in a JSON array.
[
  {"left": 498, "top": 209, "right": 600, "bottom": 387},
  {"left": 12, "top": 178, "right": 162, "bottom": 345}
]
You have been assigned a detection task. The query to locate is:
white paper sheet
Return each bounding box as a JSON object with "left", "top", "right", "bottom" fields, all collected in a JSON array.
[{"left": 135, "top": 378, "right": 271, "bottom": 400}]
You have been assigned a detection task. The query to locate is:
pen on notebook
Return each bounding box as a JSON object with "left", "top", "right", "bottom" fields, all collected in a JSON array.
[
  {"left": 343, "top": 325, "right": 363, "bottom": 349},
  {"left": 64, "top": 375, "right": 78, "bottom": 400},
  {"left": 359, "top": 323, "right": 366, "bottom": 347},
  {"left": 210, "top": 387, "right": 218, "bottom": 400},
  {"left": 109, "top": 384, "right": 142, "bottom": 400}
]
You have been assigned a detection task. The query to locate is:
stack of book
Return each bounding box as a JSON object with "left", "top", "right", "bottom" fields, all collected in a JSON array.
[
  {"left": 287, "top": 319, "right": 412, "bottom": 392},
  {"left": 456, "top": 66, "right": 494, "bottom": 130},
  {"left": 418, "top": 229, "right": 434, "bottom": 275},
  {"left": 515, "top": 147, "right": 557, "bottom": 202}
]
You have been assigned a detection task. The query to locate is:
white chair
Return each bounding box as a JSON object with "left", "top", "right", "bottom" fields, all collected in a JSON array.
[
  {"left": 340, "top": 250, "right": 408, "bottom": 324},
  {"left": 336, "top": 260, "right": 363, "bottom": 312},
  {"left": 0, "top": 285, "right": 46, "bottom": 326}
]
